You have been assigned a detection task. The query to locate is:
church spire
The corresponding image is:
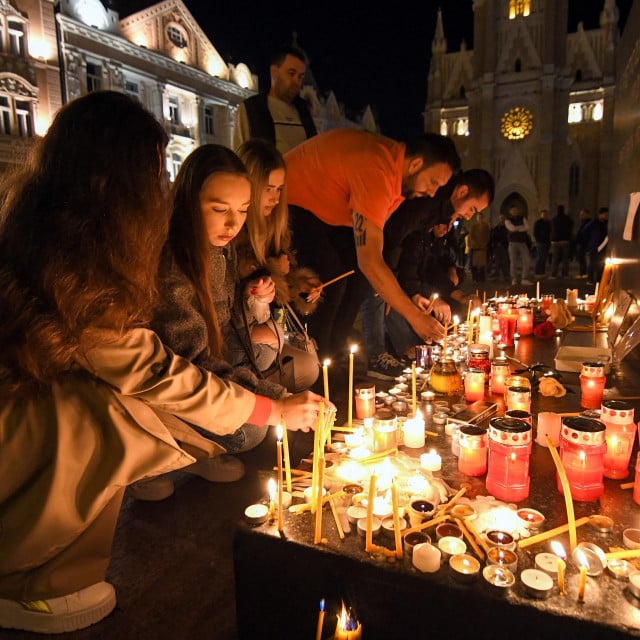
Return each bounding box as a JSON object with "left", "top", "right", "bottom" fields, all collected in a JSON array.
[
  {"left": 600, "top": 0, "right": 619, "bottom": 50},
  {"left": 432, "top": 7, "right": 447, "bottom": 55}
]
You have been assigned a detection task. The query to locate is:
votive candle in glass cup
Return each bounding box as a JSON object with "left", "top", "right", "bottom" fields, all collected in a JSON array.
[
  {"left": 464, "top": 368, "right": 485, "bottom": 402},
  {"left": 458, "top": 425, "right": 488, "bottom": 476},
  {"left": 600, "top": 400, "right": 637, "bottom": 479},
  {"left": 489, "top": 358, "right": 511, "bottom": 395},
  {"left": 506, "top": 385, "right": 531, "bottom": 413},
  {"left": 503, "top": 374, "right": 530, "bottom": 403},
  {"left": 354, "top": 382, "right": 376, "bottom": 420},
  {"left": 540, "top": 294, "right": 554, "bottom": 316},
  {"left": 516, "top": 307, "right": 533, "bottom": 336},
  {"left": 557, "top": 417, "right": 606, "bottom": 502},
  {"left": 498, "top": 312, "right": 518, "bottom": 347},
  {"left": 372, "top": 409, "right": 398, "bottom": 453},
  {"left": 580, "top": 362, "right": 606, "bottom": 410}
]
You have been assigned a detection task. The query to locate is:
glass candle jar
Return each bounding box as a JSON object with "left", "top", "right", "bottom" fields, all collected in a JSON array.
[
  {"left": 506, "top": 386, "right": 531, "bottom": 413},
  {"left": 464, "top": 368, "right": 486, "bottom": 402},
  {"left": 489, "top": 358, "right": 511, "bottom": 395},
  {"left": 504, "top": 409, "right": 532, "bottom": 425},
  {"left": 372, "top": 409, "right": 398, "bottom": 453},
  {"left": 580, "top": 362, "right": 606, "bottom": 410},
  {"left": 498, "top": 312, "right": 518, "bottom": 347},
  {"left": 467, "top": 344, "right": 491, "bottom": 380},
  {"left": 541, "top": 294, "right": 554, "bottom": 315},
  {"left": 633, "top": 453, "right": 640, "bottom": 506},
  {"left": 557, "top": 417, "right": 606, "bottom": 502},
  {"left": 429, "top": 358, "right": 463, "bottom": 395},
  {"left": 503, "top": 374, "right": 531, "bottom": 403},
  {"left": 516, "top": 307, "right": 533, "bottom": 336},
  {"left": 355, "top": 382, "right": 376, "bottom": 420},
  {"left": 486, "top": 417, "right": 532, "bottom": 502},
  {"left": 600, "top": 400, "right": 637, "bottom": 479},
  {"left": 458, "top": 425, "right": 488, "bottom": 476}
]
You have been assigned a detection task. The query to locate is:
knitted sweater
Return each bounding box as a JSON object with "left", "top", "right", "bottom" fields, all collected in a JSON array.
[{"left": 152, "top": 243, "right": 285, "bottom": 400}]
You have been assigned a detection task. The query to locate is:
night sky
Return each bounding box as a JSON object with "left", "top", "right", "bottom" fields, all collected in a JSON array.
[{"left": 118, "top": 0, "right": 634, "bottom": 141}]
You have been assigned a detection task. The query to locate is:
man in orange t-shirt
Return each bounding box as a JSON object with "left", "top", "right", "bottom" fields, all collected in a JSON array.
[{"left": 285, "top": 128, "right": 460, "bottom": 360}]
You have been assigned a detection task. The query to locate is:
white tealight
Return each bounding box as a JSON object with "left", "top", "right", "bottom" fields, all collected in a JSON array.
[
  {"left": 420, "top": 451, "right": 442, "bottom": 472},
  {"left": 412, "top": 542, "right": 442, "bottom": 573},
  {"left": 534, "top": 552, "right": 559, "bottom": 576},
  {"left": 244, "top": 503, "right": 269, "bottom": 525}
]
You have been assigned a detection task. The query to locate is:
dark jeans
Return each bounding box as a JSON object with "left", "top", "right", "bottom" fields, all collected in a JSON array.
[
  {"left": 576, "top": 245, "right": 587, "bottom": 276},
  {"left": 535, "top": 242, "right": 550, "bottom": 275},
  {"left": 289, "top": 205, "right": 370, "bottom": 359},
  {"left": 588, "top": 251, "right": 605, "bottom": 283},
  {"left": 551, "top": 241, "right": 571, "bottom": 277}
]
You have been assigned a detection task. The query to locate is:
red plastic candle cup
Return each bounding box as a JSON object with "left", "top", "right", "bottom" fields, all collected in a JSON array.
[
  {"left": 634, "top": 453, "right": 640, "bottom": 506},
  {"left": 355, "top": 383, "right": 376, "bottom": 420},
  {"left": 557, "top": 417, "right": 606, "bottom": 502},
  {"left": 464, "top": 368, "right": 486, "bottom": 402},
  {"left": 600, "top": 400, "right": 636, "bottom": 479},
  {"left": 486, "top": 417, "right": 532, "bottom": 502},
  {"left": 516, "top": 307, "right": 533, "bottom": 336},
  {"left": 580, "top": 375, "right": 606, "bottom": 410},
  {"left": 468, "top": 344, "right": 491, "bottom": 380},
  {"left": 540, "top": 294, "right": 554, "bottom": 315},
  {"left": 498, "top": 314, "right": 517, "bottom": 347},
  {"left": 458, "top": 425, "right": 488, "bottom": 476}
]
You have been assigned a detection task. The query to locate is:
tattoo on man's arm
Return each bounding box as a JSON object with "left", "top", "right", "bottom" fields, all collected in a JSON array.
[{"left": 353, "top": 212, "right": 366, "bottom": 247}]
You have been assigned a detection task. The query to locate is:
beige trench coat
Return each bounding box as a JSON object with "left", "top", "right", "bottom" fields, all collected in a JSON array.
[{"left": 0, "top": 327, "right": 262, "bottom": 600}]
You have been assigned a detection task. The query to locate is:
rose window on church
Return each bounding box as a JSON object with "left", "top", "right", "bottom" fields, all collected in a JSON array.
[
  {"left": 501, "top": 107, "right": 533, "bottom": 140},
  {"left": 167, "top": 23, "right": 188, "bottom": 48}
]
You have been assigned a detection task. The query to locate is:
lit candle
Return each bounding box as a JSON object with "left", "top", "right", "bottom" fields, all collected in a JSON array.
[
  {"left": 551, "top": 541, "right": 566, "bottom": 595},
  {"left": 453, "top": 314, "right": 460, "bottom": 333},
  {"left": 420, "top": 449, "right": 442, "bottom": 472},
  {"left": 403, "top": 414, "right": 425, "bottom": 448},
  {"left": 464, "top": 368, "right": 485, "bottom": 402},
  {"left": 536, "top": 280, "right": 540, "bottom": 300},
  {"left": 466, "top": 299, "right": 472, "bottom": 323},
  {"left": 334, "top": 603, "right": 362, "bottom": 640},
  {"left": 348, "top": 345, "right": 358, "bottom": 428},
  {"left": 411, "top": 362, "right": 417, "bottom": 415},
  {"left": 281, "top": 421, "right": 292, "bottom": 493},
  {"left": 391, "top": 479, "right": 403, "bottom": 559},
  {"left": 276, "top": 425, "right": 284, "bottom": 532},
  {"left": 322, "top": 359, "right": 331, "bottom": 403},
  {"left": 576, "top": 549, "right": 588, "bottom": 602},
  {"left": 315, "top": 598, "right": 325, "bottom": 640},
  {"left": 365, "top": 473, "right": 377, "bottom": 552},
  {"left": 442, "top": 320, "right": 449, "bottom": 354}
]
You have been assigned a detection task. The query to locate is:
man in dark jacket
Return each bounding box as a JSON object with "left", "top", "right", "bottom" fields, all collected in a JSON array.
[
  {"left": 232, "top": 45, "right": 316, "bottom": 154},
  {"left": 575, "top": 208, "right": 592, "bottom": 279},
  {"left": 549, "top": 205, "right": 573, "bottom": 278},
  {"left": 585, "top": 207, "right": 609, "bottom": 284},
  {"left": 533, "top": 209, "right": 551, "bottom": 277}
]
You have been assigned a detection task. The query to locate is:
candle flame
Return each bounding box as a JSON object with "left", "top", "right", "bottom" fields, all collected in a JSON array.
[
  {"left": 453, "top": 315, "right": 460, "bottom": 325},
  {"left": 550, "top": 540, "right": 566, "bottom": 560},
  {"left": 319, "top": 598, "right": 325, "bottom": 612},
  {"left": 268, "top": 477, "right": 276, "bottom": 500},
  {"left": 349, "top": 344, "right": 358, "bottom": 354},
  {"left": 276, "top": 424, "right": 283, "bottom": 441},
  {"left": 323, "top": 358, "right": 331, "bottom": 367},
  {"left": 575, "top": 548, "right": 589, "bottom": 569},
  {"left": 338, "top": 602, "right": 358, "bottom": 631}
]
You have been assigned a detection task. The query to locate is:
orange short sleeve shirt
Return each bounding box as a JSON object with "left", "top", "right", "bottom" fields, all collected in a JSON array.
[{"left": 284, "top": 129, "right": 406, "bottom": 230}]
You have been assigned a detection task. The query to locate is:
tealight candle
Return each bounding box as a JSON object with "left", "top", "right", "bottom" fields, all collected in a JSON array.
[
  {"left": 516, "top": 508, "right": 545, "bottom": 530},
  {"left": 449, "top": 553, "right": 481, "bottom": 582},
  {"left": 420, "top": 450, "right": 442, "bottom": 472},
  {"left": 438, "top": 536, "right": 467, "bottom": 560},
  {"left": 628, "top": 571, "right": 640, "bottom": 599},
  {"left": 608, "top": 559, "right": 633, "bottom": 580},
  {"left": 435, "top": 522, "right": 463, "bottom": 540},
  {"left": 243, "top": 503, "right": 269, "bottom": 525},
  {"left": 357, "top": 516, "right": 381, "bottom": 538},
  {"left": 486, "top": 547, "right": 518, "bottom": 573},
  {"left": 483, "top": 565, "right": 515, "bottom": 595},
  {"left": 485, "top": 530, "right": 516, "bottom": 551},
  {"left": 535, "top": 552, "right": 560, "bottom": 576},
  {"left": 413, "top": 542, "right": 442, "bottom": 573},
  {"left": 403, "top": 416, "right": 426, "bottom": 448},
  {"left": 408, "top": 499, "right": 436, "bottom": 528},
  {"left": 346, "top": 505, "right": 368, "bottom": 525},
  {"left": 381, "top": 514, "right": 408, "bottom": 539},
  {"left": 521, "top": 568, "right": 553, "bottom": 599},
  {"left": 403, "top": 531, "right": 431, "bottom": 558}
]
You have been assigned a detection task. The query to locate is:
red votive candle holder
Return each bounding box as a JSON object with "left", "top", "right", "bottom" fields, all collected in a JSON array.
[
  {"left": 486, "top": 417, "right": 532, "bottom": 502},
  {"left": 633, "top": 453, "right": 640, "bottom": 506},
  {"left": 516, "top": 307, "right": 533, "bottom": 336},
  {"left": 498, "top": 313, "right": 518, "bottom": 347},
  {"left": 489, "top": 358, "right": 510, "bottom": 395},
  {"left": 355, "top": 382, "right": 376, "bottom": 420},
  {"left": 557, "top": 417, "right": 606, "bottom": 502},
  {"left": 458, "top": 425, "right": 488, "bottom": 476},
  {"left": 579, "top": 362, "right": 606, "bottom": 410},
  {"left": 464, "top": 368, "right": 485, "bottom": 402},
  {"left": 600, "top": 400, "right": 636, "bottom": 479}
]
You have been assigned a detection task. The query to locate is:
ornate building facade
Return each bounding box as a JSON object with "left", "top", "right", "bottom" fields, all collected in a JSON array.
[
  {"left": 0, "top": 0, "right": 373, "bottom": 172},
  {"left": 425, "top": 0, "right": 621, "bottom": 222}
]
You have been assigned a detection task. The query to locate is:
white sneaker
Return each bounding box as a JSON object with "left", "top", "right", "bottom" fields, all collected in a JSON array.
[
  {"left": 521, "top": 279, "right": 534, "bottom": 285},
  {"left": 185, "top": 455, "right": 246, "bottom": 483},
  {"left": 129, "top": 475, "right": 175, "bottom": 501},
  {"left": 0, "top": 582, "right": 116, "bottom": 634}
]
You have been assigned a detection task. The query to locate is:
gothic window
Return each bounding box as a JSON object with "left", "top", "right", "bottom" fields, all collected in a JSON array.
[
  {"left": 515, "top": 59, "right": 522, "bottom": 72},
  {"left": 500, "top": 107, "right": 533, "bottom": 140},
  {"left": 569, "top": 163, "right": 580, "bottom": 196},
  {"left": 0, "top": 96, "right": 11, "bottom": 134},
  {"left": 8, "top": 20, "right": 25, "bottom": 56},
  {"left": 204, "top": 105, "right": 214, "bottom": 136},
  {"left": 168, "top": 97, "right": 179, "bottom": 125},
  {"left": 167, "top": 23, "right": 188, "bottom": 49},
  {"left": 86, "top": 62, "right": 102, "bottom": 92}
]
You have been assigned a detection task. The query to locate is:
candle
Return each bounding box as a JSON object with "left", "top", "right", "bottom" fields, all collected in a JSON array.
[
  {"left": 276, "top": 426, "right": 284, "bottom": 532},
  {"left": 412, "top": 542, "right": 441, "bottom": 573},
  {"left": 244, "top": 502, "right": 269, "bottom": 525},
  {"left": 365, "top": 473, "right": 376, "bottom": 552},
  {"left": 411, "top": 362, "right": 417, "bottom": 415},
  {"left": 486, "top": 547, "right": 518, "bottom": 573},
  {"left": 536, "top": 280, "right": 540, "bottom": 300},
  {"left": 483, "top": 565, "right": 515, "bottom": 594},
  {"left": 267, "top": 477, "right": 276, "bottom": 521},
  {"left": 281, "top": 421, "right": 292, "bottom": 493},
  {"left": 458, "top": 425, "right": 487, "bottom": 476},
  {"left": 348, "top": 345, "right": 357, "bottom": 428},
  {"left": 489, "top": 358, "right": 510, "bottom": 395},
  {"left": 601, "top": 400, "right": 636, "bottom": 479},
  {"left": 464, "top": 368, "right": 485, "bottom": 402},
  {"left": 449, "top": 553, "right": 481, "bottom": 582},
  {"left": 466, "top": 299, "right": 472, "bottom": 323},
  {"left": 498, "top": 311, "right": 518, "bottom": 347},
  {"left": 546, "top": 434, "right": 577, "bottom": 550},
  {"left": 314, "top": 456, "right": 325, "bottom": 543},
  {"left": 516, "top": 307, "right": 533, "bottom": 336},
  {"left": 518, "top": 516, "right": 590, "bottom": 549},
  {"left": 322, "top": 359, "right": 330, "bottom": 402},
  {"left": 335, "top": 603, "right": 362, "bottom": 640},
  {"left": 516, "top": 508, "right": 545, "bottom": 531},
  {"left": 521, "top": 568, "right": 553, "bottom": 599},
  {"left": 420, "top": 449, "right": 442, "bottom": 472},
  {"left": 315, "top": 598, "right": 325, "bottom": 640},
  {"left": 536, "top": 412, "right": 562, "bottom": 447},
  {"left": 354, "top": 382, "right": 376, "bottom": 420},
  {"left": 391, "top": 480, "right": 403, "bottom": 559},
  {"left": 551, "top": 541, "right": 566, "bottom": 595},
  {"left": 576, "top": 549, "right": 588, "bottom": 602},
  {"left": 485, "top": 530, "right": 516, "bottom": 551},
  {"left": 579, "top": 362, "right": 606, "bottom": 409},
  {"left": 506, "top": 385, "right": 531, "bottom": 413},
  {"left": 403, "top": 415, "right": 425, "bottom": 448}
]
